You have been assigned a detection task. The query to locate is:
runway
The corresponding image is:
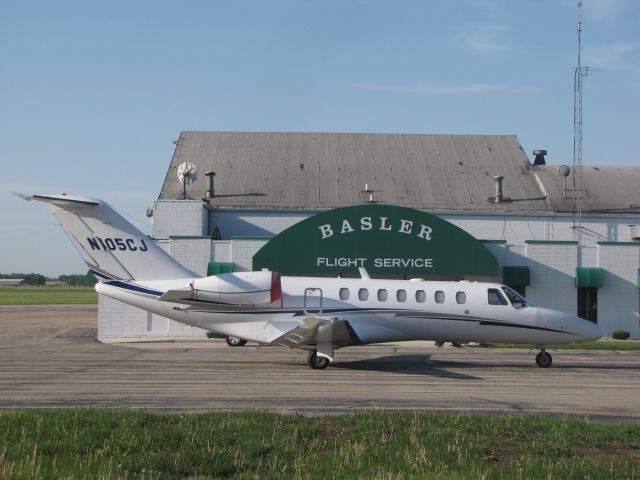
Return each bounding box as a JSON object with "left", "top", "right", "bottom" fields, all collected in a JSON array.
[{"left": 1, "top": 305, "right": 639, "bottom": 422}]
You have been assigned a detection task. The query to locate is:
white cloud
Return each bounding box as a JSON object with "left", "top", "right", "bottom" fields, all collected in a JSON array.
[
  {"left": 455, "top": 25, "right": 512, "bottom": 55},
  {"left": 583, "top": 41, "right": 640, "bottom": 69},
  {"left": 351, "top": 82, "right": 539, "bottom": 95}
]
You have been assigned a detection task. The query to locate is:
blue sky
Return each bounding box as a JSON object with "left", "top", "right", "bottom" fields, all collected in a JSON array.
[{"left": 1, "top": 0, "right": 639, "bottom": 276}]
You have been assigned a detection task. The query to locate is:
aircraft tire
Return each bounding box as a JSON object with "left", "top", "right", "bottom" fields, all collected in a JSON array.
[
  {"left": 535, "top": 350, "right": 552, "bottom": 368},
  {"left": 225, "top": 336, "right": 247, "bottom": 347},
  {"left": 307, "top": 350, "right": 329, "bottom": 370}
]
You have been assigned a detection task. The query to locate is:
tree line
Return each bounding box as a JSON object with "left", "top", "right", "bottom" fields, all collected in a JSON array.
[{"left": 0, "top": 272, "right": 97, "bottom": 286}]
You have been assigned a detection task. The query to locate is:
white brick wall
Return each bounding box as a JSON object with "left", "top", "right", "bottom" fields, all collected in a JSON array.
[
  {"left": 525, "top": 243, "right": 578, "bottom": 315},
  {"left": 170, "top": 238, "right": 212, "bottom": 277},
  {"left": 98, "top": 295, "right": 207, "bottom": 341},
  {"left": 152, "top": 200, "right": 207, "bottom": 239},
  {"left": 232, "top": 239, "right": 269, "bottom": 271},
  {"left": 598, "top": 245, "right": 640, "bottom": 338},
  {"left": 211, "top": 241, "right": 232, "bottom": 263}
]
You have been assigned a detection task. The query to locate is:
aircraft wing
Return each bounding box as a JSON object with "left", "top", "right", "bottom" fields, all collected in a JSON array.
[{"left": 269, "top": 316, "right": 360, "bottom": 349}]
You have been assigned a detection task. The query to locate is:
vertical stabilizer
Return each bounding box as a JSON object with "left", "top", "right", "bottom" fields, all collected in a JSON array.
[{"left": 19, "top": 194, "right": 197, "bottom": 281}]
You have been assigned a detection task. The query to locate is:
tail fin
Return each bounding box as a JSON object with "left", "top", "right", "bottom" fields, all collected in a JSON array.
[{"left": 19, "top": 193, "right": 197, "bottom": 281}]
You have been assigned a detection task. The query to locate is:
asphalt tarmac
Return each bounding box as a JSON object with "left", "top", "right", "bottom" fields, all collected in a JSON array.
[{"left": 1, "top": 305, "right": 639, "bottom": 423}]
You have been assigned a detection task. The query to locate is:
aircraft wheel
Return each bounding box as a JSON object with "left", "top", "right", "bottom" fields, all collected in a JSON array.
[
  {"left": 535, "top": 350, "right": 552, "bottom": 368},
  {"left": 225, "top": 336, "right": 247, "bottom": 347},
  {"left": 307, "top": 350, "right": 329, "bottom": 370}
]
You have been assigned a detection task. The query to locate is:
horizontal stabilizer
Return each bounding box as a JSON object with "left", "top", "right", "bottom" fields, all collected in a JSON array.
[{"left": 157, "top": 287, "right": 193, "bottom": 303}]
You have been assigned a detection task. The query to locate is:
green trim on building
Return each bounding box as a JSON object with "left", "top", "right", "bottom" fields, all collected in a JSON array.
[
  {"left": 597, "top": 241, "right": 640, "bottom": 246},
  {"left": 169, "top": 236, "right": 210, "bottom": 240},
  {"left": 503, "top": 266, "right": 530, "bottom": 287},
  {"left": 480, "top": 239, "right": 507, "bottom": 244},
  {"left": 525, "top": 240, "right": 579, "bottom": 245},
  {"left": 253, "top": 204, "right": 497, "bottom": 276},
  {"left": 637, "top": 269, "right": 640, "bottom": 289},
  {"left": 231, "top": 236, "right": 274, "bottom": 241},
  {"left": 207, "top": 262, "right": 234, "bottom": 275},
  {"left": 575, "top": 267, "right": 604, "bottom": 288}
]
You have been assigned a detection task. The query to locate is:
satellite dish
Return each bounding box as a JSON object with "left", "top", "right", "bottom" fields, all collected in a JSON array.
[
  {"left": 176, "top": 161, "right": 197, "bottom": 199},
  {"left": 559, "top": 165, "right": 571, "bottom": 177}
]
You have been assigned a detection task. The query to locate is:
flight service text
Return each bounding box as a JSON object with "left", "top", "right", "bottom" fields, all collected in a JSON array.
[{"left": 317, "top": 257, "right": 433, "bottom": 269}]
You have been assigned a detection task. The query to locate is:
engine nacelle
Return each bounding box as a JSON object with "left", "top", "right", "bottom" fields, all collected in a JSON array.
[{"left": 191, "top": 271, "right": 281, "bottom": 305}]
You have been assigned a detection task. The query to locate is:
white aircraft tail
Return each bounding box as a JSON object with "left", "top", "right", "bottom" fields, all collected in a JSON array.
[{"left": 19, "top": 193, "right": 197, "bottom": 281}]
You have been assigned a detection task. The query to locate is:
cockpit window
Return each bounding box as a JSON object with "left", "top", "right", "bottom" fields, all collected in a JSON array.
[
  {"left": 501, "top": 286, "right": 531, "bottom": 309},
  {"left": 488, "top": 288, "right": 508, "bottom": 306}
]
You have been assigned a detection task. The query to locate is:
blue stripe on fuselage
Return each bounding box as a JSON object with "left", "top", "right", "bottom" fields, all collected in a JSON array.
[{"left": 105, "top": 280, "right": 163, "bottom": 296}]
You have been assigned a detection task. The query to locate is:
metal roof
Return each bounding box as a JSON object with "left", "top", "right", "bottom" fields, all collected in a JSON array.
[
  {"left": 533, "top": 164, "right": 640, "bottom": 214},
  {"left": 158, "top": 131, "right": 639, "bottom": 214}
]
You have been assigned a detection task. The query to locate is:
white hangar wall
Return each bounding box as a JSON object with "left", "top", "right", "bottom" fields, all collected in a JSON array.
[{"left": 97, "top": 200, "right": 640, "bottom": 342}]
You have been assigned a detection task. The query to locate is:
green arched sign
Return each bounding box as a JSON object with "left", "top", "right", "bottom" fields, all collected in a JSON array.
[{"left": 253, "top": 204, "right": 497, "bottom": 276}]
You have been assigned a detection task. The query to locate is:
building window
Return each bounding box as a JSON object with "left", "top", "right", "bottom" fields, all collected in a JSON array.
[
  {"left": 577, "top": 287, "right": 598, "bottom": 324},
  {"left": 488, "top": 288, "right": 508, "bottom": 306},
  {"left": 396, "top": 289, "right": 407, "bottom": 302},
  {"left": 377, "top": 289, "right": 388, "bottom": 301},
  {"left": 415, "top": 290, "right": 426, "bottom": 303},
  {"left": 434, "top": 291, "right": 445, "bottom": 304},
  {"left": 455, "top": 291, "right": 466, "bottom": 304},
  {"left": 339, "top": 288, "right": 349, "bottom": 301},
  {"left": 358, "top": 288, "right": 369, "bottom": 301},
  {"left": 511, "top": 285, "right": 526, "bottom": 297}
]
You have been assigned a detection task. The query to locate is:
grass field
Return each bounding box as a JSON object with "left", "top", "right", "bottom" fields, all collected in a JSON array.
[
  {"left": 0, "top": 410, "right": 638, "bottom": 479},
  {"left": 0, "top": 287, "right": 97, "bottom": 305}
]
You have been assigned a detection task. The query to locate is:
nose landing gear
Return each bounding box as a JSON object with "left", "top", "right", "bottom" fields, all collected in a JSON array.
[
  {"left": 307, "top": 350, "right": 330, "bottom": 369},
  {"left": 535, "top": 348, "right": 552, "bottom": 368}
]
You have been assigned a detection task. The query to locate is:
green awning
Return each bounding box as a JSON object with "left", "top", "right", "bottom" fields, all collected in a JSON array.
[
  {"left": 502, "top": 266, "right": 530, "bottom": 287},
  {"left": 207, "top": 262, "right": 234, "bottom": 276},
  {"left": 575, "top": 267, "right": 604, "bottom": 288}
]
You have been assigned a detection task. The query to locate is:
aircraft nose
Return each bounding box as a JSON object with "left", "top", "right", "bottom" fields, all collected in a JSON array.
[{"left": 571, "top": 316, "right": 603, "bottom": 342}]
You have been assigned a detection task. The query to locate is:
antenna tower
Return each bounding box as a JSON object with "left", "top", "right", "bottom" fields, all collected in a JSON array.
[{"left": 572, "top": 0, "right": 584, "bottom": 242}]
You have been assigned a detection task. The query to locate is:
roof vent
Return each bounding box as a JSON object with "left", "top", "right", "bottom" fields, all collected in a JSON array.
[
  {"left": 533, "top": 149, "right": 547, "bottom": 165},
  {"left": 492, "top": 176, "right": 504, "bottom": 203},
  {"left": 205, "top": 171, "right": 216, "bottom": 199}
]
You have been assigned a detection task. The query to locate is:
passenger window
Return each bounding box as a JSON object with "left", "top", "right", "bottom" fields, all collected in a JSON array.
[
  {"left": 377, "top": 289, "right": 388, "bottom": 301},
  {"left": 339, "top": 288, "right": 349, "bottom": 301},
  {"left": 358, "top": 288, "right": 369, "bottom": 301},
  {"left": 415, "top": 290, "right": 426, "bottom": 303},
  {"left": 488, "top": 288, "right": 508, "bottom": 306},
  {"left": 396, "top": 289, "right": 407, "bottom": 302},
  {"left": 455, "top": 291, "right": 466, "bottom": 304},
  {"left": 434, "top": 291, "right": 445, "bottom": 304}
]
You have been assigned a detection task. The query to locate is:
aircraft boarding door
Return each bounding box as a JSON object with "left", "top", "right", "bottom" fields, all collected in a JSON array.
[{"left": 304, "top": 288, "right": 323, "bottom": 315}]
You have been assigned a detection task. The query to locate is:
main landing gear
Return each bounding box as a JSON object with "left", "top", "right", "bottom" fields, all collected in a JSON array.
[
  {"left": 307, "top": 350, "right": 330, "bottom": 370},
  {"left": 225, "top": 335, "right": 247, "bottom": 347},
  {"left": 535, "top": 348, "right": 552, "bottom": 368}
]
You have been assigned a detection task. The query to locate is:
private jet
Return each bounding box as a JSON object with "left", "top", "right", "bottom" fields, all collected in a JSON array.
[{"left": 21, "top": 193, "right": 602, "bottom": 369}]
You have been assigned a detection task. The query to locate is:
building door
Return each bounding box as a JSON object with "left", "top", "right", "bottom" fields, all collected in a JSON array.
[
  {"left": 577, "top": 287, "right": 598, "bottom": 324},
  {"left": 304, "top": 288, "right": 323, "bottom": 315}
]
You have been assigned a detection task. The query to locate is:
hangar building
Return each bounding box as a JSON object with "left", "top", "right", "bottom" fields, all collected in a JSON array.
[{"left": 98, "top": 132, "right": 640, "bottom": 341}]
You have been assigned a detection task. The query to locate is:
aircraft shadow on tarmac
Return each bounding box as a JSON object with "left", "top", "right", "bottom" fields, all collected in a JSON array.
[
  {"left": 330, "top": 353, "right": 640, "bottom": 376},
  {"left": 330, "top": 354, "right": 482, "bottom": 380}
]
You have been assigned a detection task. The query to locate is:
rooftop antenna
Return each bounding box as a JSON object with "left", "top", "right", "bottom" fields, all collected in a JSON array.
[
  {"left": 571, "top": 0, "right": 585, "bottom": 243},
  {"left": 571, "top": 1, "right": 603, "bottom": 242}
]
